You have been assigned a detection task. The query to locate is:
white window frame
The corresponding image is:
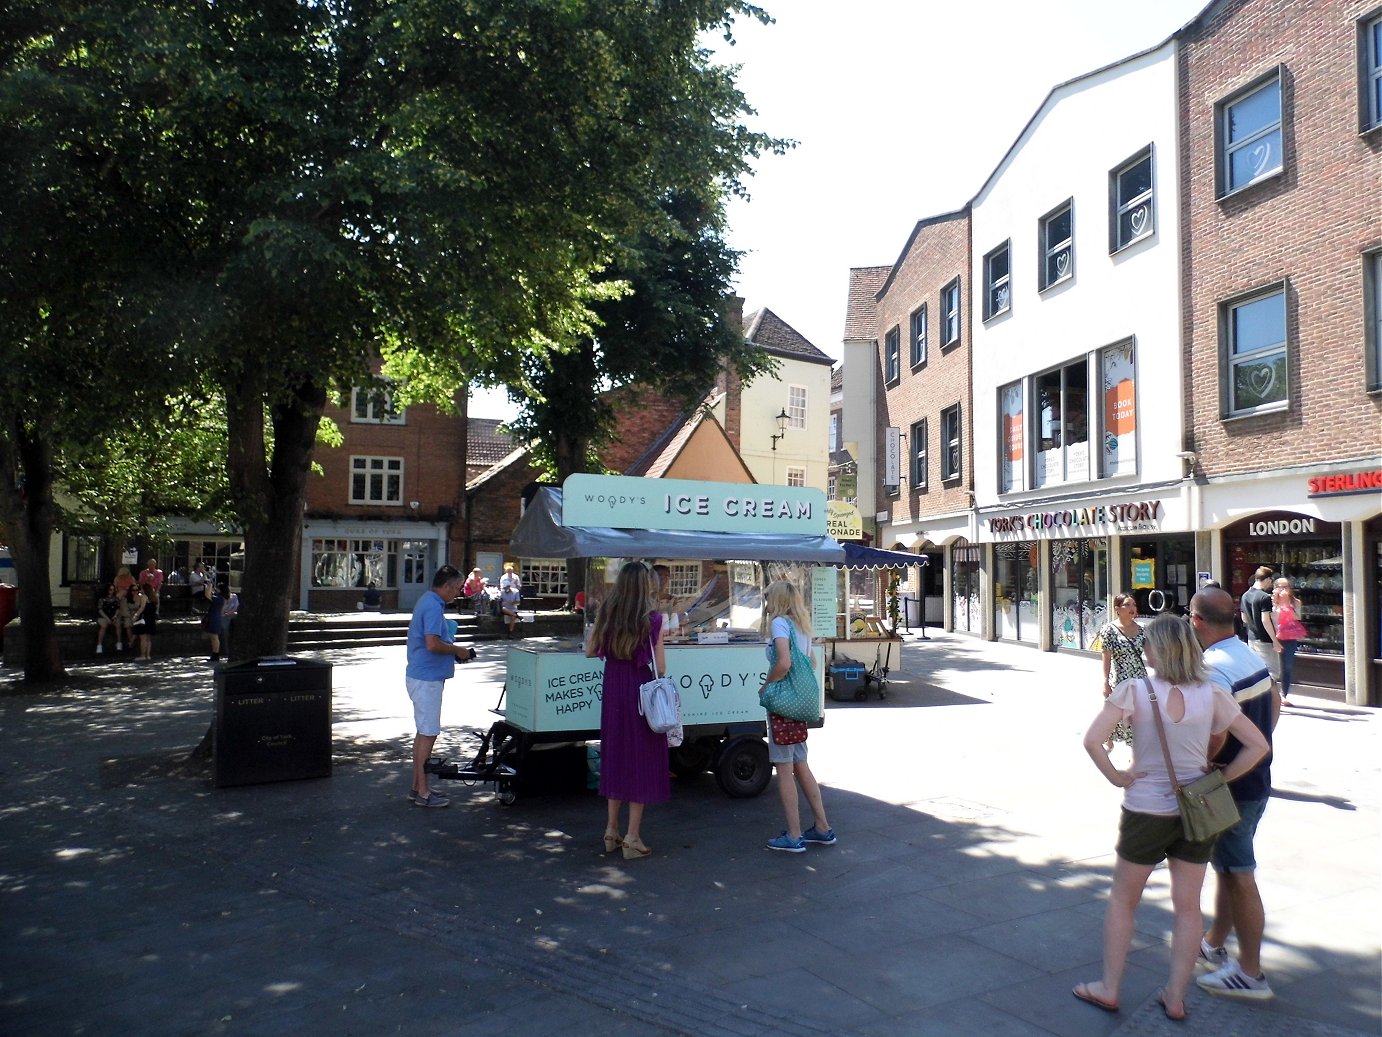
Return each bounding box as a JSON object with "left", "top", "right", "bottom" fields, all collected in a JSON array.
[
  {"left": 910, "top": 304, "right": 928, "bottom": 368},
  {"left": 940, "top": 404, "right": 962, "bottom": 482},
  {"left": 310, "top": 537, "right": 398, "bottom": 589},
  {"left": 941, "top": 277, "right": 961, "bottom": 347},
  {"left": 1364, "top": 11, "right": 1382, "bottom": 132},
  {"left": 785, "top": 466, "right": 806, "bottom": 487},
  {"left": 525, "top": 558, "right": 568, "bottom": 598},
  {"left": 351, "top": 386, "right": 405, "bottom": 424},
  {"left": 983, "top": 241, "right": 1011, "bottom": 320},
  {"left": 910, "top": 418, "right": 928, "bottom": 489},
  {"left": 1222, "top": 283, "right": 1289, "bottom": 418},
  {"left": 829, "top": 411, "right": 841, "bottom": 453},
  {"left": 350, "top": 455, "right": 404, "bottom": 505},
  {"left": 827, "top": 472, "right": 838, "bottom": 499},
  {"left": 1366, "top": 250, "right": 1382, "bottom": 393},
  {"left": 788, "top": 385, "right": 807, "bottom": 430},
  {"left": 884, "top": 326, "right": 901, "bottom": 384},
  {"left": 1217, "top": 71, "right": 1284, "bottom": 197},
  {"left": 1110, "top": 147, "right": 1154, "bottom": 253},
  {"left": 999, "top": 381, "right": 1025, "bottom": 494},
  {"left": 1039, "top": 200, "right": 1074, "bottom": 290},
  {"left": 1032, "top": 358, "right": 1092, "bottom": 488}
]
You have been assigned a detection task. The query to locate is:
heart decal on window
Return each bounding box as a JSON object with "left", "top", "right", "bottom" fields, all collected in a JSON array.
[
  {"left": 1130, "top": 206, "right": 1148, "bottom": 235},
  {"left": 1247, "top": 364, "right": 1276, "bottom": 399}
]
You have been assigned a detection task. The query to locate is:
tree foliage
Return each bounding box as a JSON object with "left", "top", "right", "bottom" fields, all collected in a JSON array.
[{"left": 1, "top": 0, "right": 783, "bottom": 677}]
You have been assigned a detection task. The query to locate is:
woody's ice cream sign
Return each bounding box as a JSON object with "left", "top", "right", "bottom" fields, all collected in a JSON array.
[{"left": 988, "top": 499, "right": 1163, "bottom": 537}]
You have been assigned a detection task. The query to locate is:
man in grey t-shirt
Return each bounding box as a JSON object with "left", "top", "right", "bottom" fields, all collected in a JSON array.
[{"left": 1240, "top": 567, "right": 1281, "bottom": 682}]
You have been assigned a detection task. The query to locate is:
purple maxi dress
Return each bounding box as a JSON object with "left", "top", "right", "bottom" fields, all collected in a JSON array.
[{"left": 597, "top": 611, "right": 670, "bottom": 804}]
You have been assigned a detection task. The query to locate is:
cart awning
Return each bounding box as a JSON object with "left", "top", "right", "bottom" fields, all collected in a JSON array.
[
  {"left": 509, "top": 487, "right": 847, "bottom": 563},
  {"left": 839, "top": 542, "right": 928, "bottom": 569}
]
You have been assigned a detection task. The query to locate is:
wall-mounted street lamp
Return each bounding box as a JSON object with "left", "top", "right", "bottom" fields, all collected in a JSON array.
[{"left": 770, "top": 407, "right": 790, "bottom": 451}]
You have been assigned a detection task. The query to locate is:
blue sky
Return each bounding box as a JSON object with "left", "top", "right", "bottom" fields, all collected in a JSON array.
[{"left": 470, "top": 0, "right": 1209, "bottom": 417}]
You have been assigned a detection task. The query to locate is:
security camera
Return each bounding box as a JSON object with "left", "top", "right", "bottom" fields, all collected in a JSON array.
[{"left": 409, "top": 500, "right": 420, "bottom": 510}]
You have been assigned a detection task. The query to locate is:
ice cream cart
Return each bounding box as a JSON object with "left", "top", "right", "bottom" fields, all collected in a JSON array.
[
  {"left": 821, "top": 542, "right": 927, "bottom": 701},
  {"left": 430, "top": 475, "right": 844, "bottom": 802}
]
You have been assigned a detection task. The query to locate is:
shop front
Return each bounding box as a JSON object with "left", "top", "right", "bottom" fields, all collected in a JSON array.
[
  {"left": 951, "top": 541, "right": 983, "bottom": 635},
  {"left": 300, "top": 518, "right": 451, "bottom": 612}
]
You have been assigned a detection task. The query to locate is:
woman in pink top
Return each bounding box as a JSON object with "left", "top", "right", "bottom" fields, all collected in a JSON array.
[
  {"left": 1074, "top": 615, "right": 1269, "bottom": 1022},
  {"left": 1272, "top": 577, "right": 1308, "bottom": 703}
]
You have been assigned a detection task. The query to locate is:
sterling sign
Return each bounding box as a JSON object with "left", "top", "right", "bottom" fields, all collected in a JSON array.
[{"left": 988, "top": 499, "right": 1163, "bottom": 536}]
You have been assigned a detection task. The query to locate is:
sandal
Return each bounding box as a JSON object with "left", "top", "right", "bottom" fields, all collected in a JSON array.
[
  {"left": 621, "top": 838, "right": 652, "bottom": 860},
  {"left": 1072, "top": 983, "right": 1119, "bottom": 1013},
  {"left": 1157, "top": 990, "right": 1187, "bottom": 1022},
  {"left": 602, "top": 831, "right": 622, "bottom": 854}
]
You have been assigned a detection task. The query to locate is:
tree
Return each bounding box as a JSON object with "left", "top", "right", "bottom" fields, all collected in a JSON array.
[{"left": 1, "top": 0, "right": 781, "bottom": 676}]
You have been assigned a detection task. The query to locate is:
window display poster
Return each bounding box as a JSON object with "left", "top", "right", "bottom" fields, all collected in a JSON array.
[
  {"left": 811, "top": 567, "right": 837, "bottom": 638},
  {"left": 1102, "top": 342, "right": 1136, "bottom": 477},
  {"left": 1132, "top": 559, "right": 1155, "bottom": 589},
  {"left": 1001, "top": 383, "right": 1024, "bottom": 493}
]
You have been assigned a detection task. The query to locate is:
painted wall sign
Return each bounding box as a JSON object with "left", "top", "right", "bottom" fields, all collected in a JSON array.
[
  {"left": 561, "top": 474, "right": 826, "bottom": 535},
  {"left": 987, "top": 500, "right": 1163, "bottom": 536},
  {"left": 1306, "top": 470, "right": 1381, "bottom": 497}
]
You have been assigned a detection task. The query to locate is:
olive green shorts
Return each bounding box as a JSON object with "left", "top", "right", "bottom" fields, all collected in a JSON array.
[{"left": 1116, "top": 808, "right": 1217, "bottom": 866}]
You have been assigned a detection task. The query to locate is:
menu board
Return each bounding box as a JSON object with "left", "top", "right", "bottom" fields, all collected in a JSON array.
[{"left": 811, "top": 567, "right": 838, "bottom": 638}]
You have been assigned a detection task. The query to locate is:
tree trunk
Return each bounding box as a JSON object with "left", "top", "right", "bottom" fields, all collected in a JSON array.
[{"left": 0, "top": 420, "right": 65, "bottom": 682}]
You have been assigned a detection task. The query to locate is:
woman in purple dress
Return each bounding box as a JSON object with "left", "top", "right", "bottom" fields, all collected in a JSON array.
[{"left": 585, "top": 561, "right": 668, "bottom": 860}]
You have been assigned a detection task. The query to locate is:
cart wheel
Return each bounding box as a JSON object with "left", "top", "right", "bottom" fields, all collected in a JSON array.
[
  {"left": 714, "top": 736, "right": 770, "bottom": 798},
  {"left": 497, "top": 782, "right": 517, "bottom": 806},
  {"left": 669, "top": 742, "right": 712, "bottom": 780}
]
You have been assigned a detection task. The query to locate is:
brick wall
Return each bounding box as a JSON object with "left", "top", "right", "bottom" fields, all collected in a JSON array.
[
  {"left": 1180, "top": 0, "right": 1382, "bottom": 475},
  {"left": 874, "top": 211, "right": 974, "bottom": 527}
]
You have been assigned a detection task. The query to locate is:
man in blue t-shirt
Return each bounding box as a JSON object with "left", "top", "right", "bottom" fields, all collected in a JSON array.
[
  {"left": 406, "top": 565, "right": 468, "bottom": 808},
  {"left": 1190, "top": 587, "right": 1280, "bottom": 1001}
]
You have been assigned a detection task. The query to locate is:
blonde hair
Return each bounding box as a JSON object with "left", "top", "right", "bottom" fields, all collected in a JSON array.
[
  {"left": 1143, "top": 614, "right": 1207, "bottom": 686},
  {"left": 588, "top": 561, "right": 653, "bottom": 661},
  {"left": 762, "top": 580, "right": 812, "bottom": 639}
]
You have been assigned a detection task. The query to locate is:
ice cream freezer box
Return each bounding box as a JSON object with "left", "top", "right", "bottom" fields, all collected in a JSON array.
[{"left": 429, "top": 641, "right": 824, "bottom": 802}]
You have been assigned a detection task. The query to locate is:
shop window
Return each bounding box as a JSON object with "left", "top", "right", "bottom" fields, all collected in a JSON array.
[
  {"left": 1039, "top": 200, "right": 1074, "bottom": 290},
  {"left": 941, "top": 277, "right": 961, "bottom": 348},
  {"left": 999, "top": 381, "right": 1024, "bottom": 493},
  {"left": 63, "top": 534, "right": 102, "bottom": 584},
  {"left": 167, "top": 540, "right": 245, "bottom": 590},
  {"left": 1222, "top": 284, "right": 1288, "bottom": 417},
  {"left": 884, "top": 327, "right": 901, "bottom": 385},
  {"left": 525, "top": 559, "right": 568, "bottom": 598},
  {"left": 1110, "top": 147, "right": 1154, "bottom": 253},
  {"left": 350, "top": 456, "right": 404, "bottom": 505},
  {"left": 351, "top": 385, "right": 405, "bottom": 424},
  {"left": 1216, "top": 71, "right": 1284, "bottom": 197},
  {"left": 1034, "top": 359, "right": 1090, "bottom": 486},
  {"left": 1052, "top": 538, "right": 1109, "bottom": 651},
  {"left": 311, "top": 538, "right": 397, "bottom": 588},
  {"left": 994, "top": 541, "right": 1039, "bottom": 644},
  {"left": 951, "top": 542, "right": 982, "bottom": 634},
  {"left": 1100, "top": 340, "right": 1138, "bottom": 477},
  {"left": 1227, "top": 524, "right": 1345, "bottom": 656},
  {"left": 910, "top": 305, "right": 928, "bottom": 368},
  {"left": 983, "top": 241, "right": 1011, "bottom": 320}
]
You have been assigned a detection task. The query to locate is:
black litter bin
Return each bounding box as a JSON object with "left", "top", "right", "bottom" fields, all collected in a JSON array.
[{"left": 214, "top": 657, "right": 332, "bottom": 787}]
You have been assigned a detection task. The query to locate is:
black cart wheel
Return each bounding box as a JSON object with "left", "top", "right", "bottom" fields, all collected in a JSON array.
[
  {"left": 669, "top": 741, "right": 713, "bottom": 780},
  {"left": 714, "top": 736, "right": 770, "bottom": 798},
  {"left": 497, "top": 781, "right": 517, "bottom": 806}
]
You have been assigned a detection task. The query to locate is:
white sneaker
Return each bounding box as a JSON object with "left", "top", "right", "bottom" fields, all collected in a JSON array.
[
  {"left": 116, "top": 642, "right": 124, "bottom": 651},
  {"left": 1196, "top": 937, "right": 1229, "bottom": 972},
  {"left": 95, "top": 644, "right": 104, "bottom": 655},
  {"left": 1197, "top": 961, "right": 1273, "bottom": 1000}
]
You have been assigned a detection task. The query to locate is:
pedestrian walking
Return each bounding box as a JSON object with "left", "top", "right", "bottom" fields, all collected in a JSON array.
[
  {"left": 405, "top": 565, "right": 470, "bottom": 808},
  {"left": 1075, "top": 614, "right": 1268, "bottom": 1021},
  {"left": 584, "top": 561, "right": 668, "bottom": 860},
  {"left": 1189, "top": 587, "right": 1281, "bottom": 1001},
  {"left": 757, "top": 580, "right": 834, "bottom": 854},
  {"left": 1271, "top": 577, "right": 1306, "bottom": 704}
]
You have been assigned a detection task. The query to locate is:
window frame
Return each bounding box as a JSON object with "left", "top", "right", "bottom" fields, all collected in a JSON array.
[
  {"left": 910, "top": 304, "right": 928, "bottom": 368},
  {"left": 1362, "top": 10, "right": 1382, "bottom": 133},
  {"left": 884, "top": 326, "right": 901, "bottom": 385},
  {"left": 310, "top": 537, "right": 398, "bottom": 589},
  {"left": 1216, "top": 69, "right": 1285, "bottom": 199},
  {"left": 828, "top": 410, "right": 841, "bottom": 453},
  {"left": 351, "top": 386, "right": 406, "bottom": 424},
  {"left": 999, "top": 381, "right": 1025, "bottom": 494},
  {"left": 785, "top": 466, "right": 806, "bottom": 488},
  {"left": 1364, "top": 250, "right": 1381, "bottom": 393},
  {"left": 1220, "top": 282, "right": 1290, "bottom": 418},
  {"left": 940, "top": 277, "right": 962, "bottom": 348},
  {"left": 1109, "top": 146, "right": 1155, "bottom": 254},
  {"left": 1031, "top": 358, "right": 1092, "bottom": 488},
  {"left": 787, "top": 385, "right": 808, "bottom": 430},
  {"left": 983, "top": 241, "right": 1012, "bottom": 321},
  {"left": 909, "top": 418, "right": 928, "bottom": 490},
  {"left": 940, "top": 404, "right": 962, "bottom": 483},
  {"left": 1039, "top": 199, "right": 1074, "bottom": 291},
  {"left": 349, "top": 455, "right": 405, "bottom": 505}
]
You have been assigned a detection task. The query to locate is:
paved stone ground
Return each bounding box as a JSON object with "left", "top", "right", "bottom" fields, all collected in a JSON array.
[{"left": 1, "top": 631, "right": 1377, "bottom": 1036}]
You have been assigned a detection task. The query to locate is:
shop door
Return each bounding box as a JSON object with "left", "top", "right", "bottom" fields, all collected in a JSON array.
[
  {"left": 398, "top": 542, "right": 431, "bottom": 611},
  {"left": 1125, "top": 535, "right": 1195, "bottom": 617},
  {"left": 1051, "top": 538, "right": 1109, "bottom": 650},
  {"left": 994, "top": 541, "right": 1039, "bottom": 643},
  {"left": 951, "top": 543, "right": 982, "bottom": 634}
]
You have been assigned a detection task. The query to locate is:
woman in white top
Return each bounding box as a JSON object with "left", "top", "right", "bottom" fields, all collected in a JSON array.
[{"left": 1075, "top": 614, "right": 1269, "bottom": 1022}]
